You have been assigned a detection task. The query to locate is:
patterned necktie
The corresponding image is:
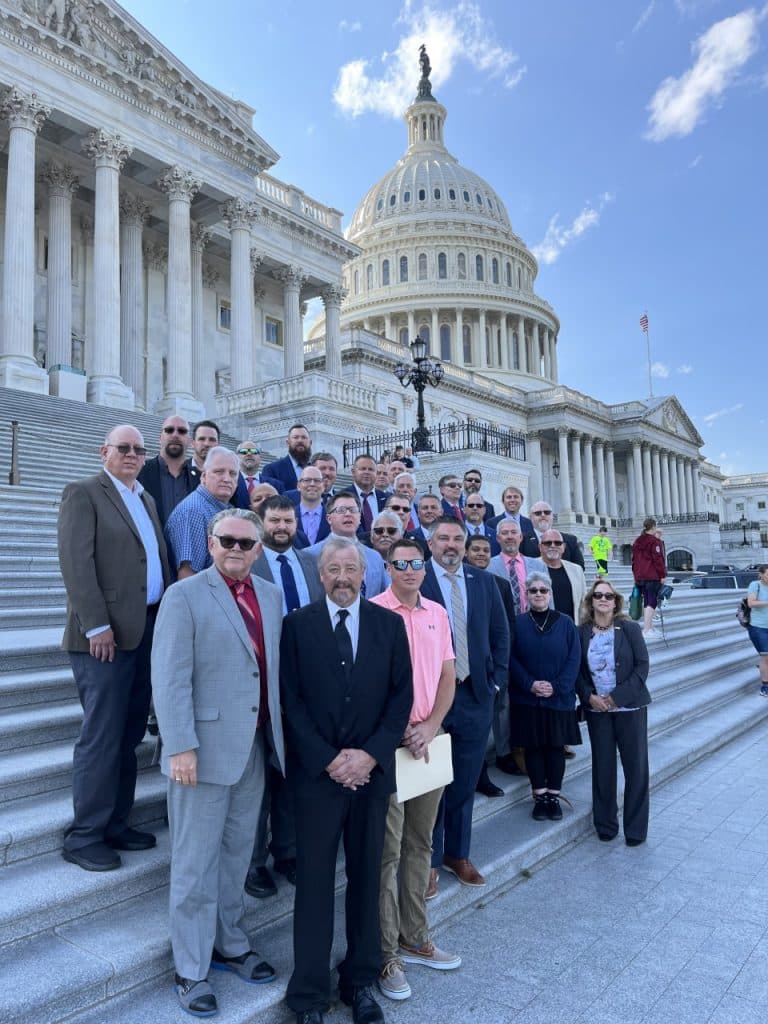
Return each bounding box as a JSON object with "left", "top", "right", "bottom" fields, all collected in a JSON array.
[
  {"left": 361, "top": 494, "right": 374, "bottom": 531},
  {"left": 277, "top": 554, "right": 301, "bottom": 612},
  {"left": 246, "top": 476, "right": 255, "bottom": 494},
  {"left": 335, "top": 608, "right": 354, "bottom": 677},
  {"left": 452, "top": 504, "right": 464, "bottom": 523},
  {"left": 447, "top": 573, "right": 470, "bottom": 680},
  {"left": 508, "top": 559, "right": 521, "bottom": 614}
]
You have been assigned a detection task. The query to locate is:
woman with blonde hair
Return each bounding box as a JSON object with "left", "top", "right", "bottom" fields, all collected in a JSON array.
[{"left": 576, "top": 578, "right": 651, "bottom": 845}]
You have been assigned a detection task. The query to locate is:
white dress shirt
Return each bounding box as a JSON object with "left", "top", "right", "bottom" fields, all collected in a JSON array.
[{"left": 325, "top": 594, "right": 361, "bottom": 658}]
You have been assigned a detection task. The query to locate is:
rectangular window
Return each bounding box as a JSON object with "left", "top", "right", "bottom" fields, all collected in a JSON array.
[
  {"left": 735, "top": 502, "right": 744, "bottom": 512},
  {"left": 265, "top": 316, "right": 283, "bottom": 347},
  {"left": 218, "top": 299, "right": 231, "bottom": 332},
  {"left": 758, "top": 501, "right": 766, "bottom": 510}
]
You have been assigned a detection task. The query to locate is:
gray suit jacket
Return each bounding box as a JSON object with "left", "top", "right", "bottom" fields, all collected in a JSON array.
[
  {"left": 151, "top": 566, "right": 285, "bottom": 786},
  {"left": 488, "top": 553, "right": 547, "bottom": 584},
  {"left": 252, "top": 548, "right": 323, "bottom": 605}
]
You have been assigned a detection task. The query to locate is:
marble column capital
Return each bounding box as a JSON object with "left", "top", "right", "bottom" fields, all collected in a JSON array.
[
  {"left": 249, "top": 249, "right": 264, "bottom": 276},
  {"left": 527, "top": 430, "right": 543, "bottom": 441},
  {"left": 143, "top": 243, "right": 168, "bottom": 272},
  {"left": 83, "top": 129, "right": 132, "bottom": 170},
  {"left": 191, "top": 222, "right": 212, "bottom": 253},
  {"left": 41, "top": 161, "right": 79, "bottom": 198},
  {"left": 321, "top": 283, "right": 348, "bottom": 308},
  {"left": 253, "top": 284, "right": 266, "bottom": 303},
  {"left": 158, "top": 165, "right": 201, "bottom": 203},
  {"left": 80, "top": 213, "right": 94, "bottom": 243},
  {"left": 0, "top": 86, "right": 50, "bottom": 132},
  {"left": 273, "top": 265, "right": 307, "bottom": 291},
  {"left": 202, "top": 265, "right": 220, "bottom": 288},
  {"left": 119, "top": 192, "right": 151, "bottom": 226},
  {"left": 300, "top": 301, "right": 308, "bottom": 319},
  {"left": 220, "top": 197, "right": 259, "bottom": 231}
]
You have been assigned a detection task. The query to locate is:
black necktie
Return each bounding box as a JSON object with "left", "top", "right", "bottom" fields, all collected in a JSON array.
[
  {"left": 277, "top": 554, "right": 301, "bottom": 612},
  {"left": 335, "top": 609, "right": 354, "bottom": 676}
]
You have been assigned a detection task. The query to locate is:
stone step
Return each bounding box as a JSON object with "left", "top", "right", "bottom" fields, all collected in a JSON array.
[
  {"left": 0, "top": 586, "right": 66, "bottom": 608},
  {"left": 0, "top": 554, "right": 61, "bottom": 573},
  {"left": 0, "top": 605, "right": 66, "bottom": 629},
  {"left": 0, "top": 700, "right": 83, "bottom": 752},
  {"left": 5, "top": 694, "right": 767, "bottom": 1024},
  {"left": 0, "top": 571, "right": 65, "bottom": 590},
  {"left": 0, "top": 666, "right": 76, "bottom": 709},
  {"left": 0, "top": 628, "right": 67, "bottom": 673}
]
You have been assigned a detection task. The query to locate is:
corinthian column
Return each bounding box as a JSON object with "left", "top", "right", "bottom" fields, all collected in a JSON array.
[
  {"left": 221, "top": 197, "right": 258, "bottom": 390},
  {"left": 651, "top": 448, "right": 663, "bottom": 517},
  {"left": 321, "top": 283, "right": 347, "bottom": 378},
  {"left": 43, "top": 162, "right": 81, "bottom": 397},
  {"left": 641, "top": 444, "right": 654, "bottom": 515},
  {"left": 606, "top": 445, "right": 618, "bottom": 518},
  {"left": 156, "top": 166, "right": 204, "bottom": 418},
  {"left": 557, "top": 428, "right": 572, "bottom": 514},
  {"left": 0, "top": 87, "right": 50, "bottom": 392},
  {"left": 660, "top": 451, "right": 672, "bottom": 515},
  {"left": 527, "top": 432, "right": 543, "bottom": 504},
  {"left": 632, "top": 441, "right": 645, "bottom": 517},
  {"left": 595, "top": 441, "right": 608, "bottom": 517},
  {"left": 583, "top": 436, "right": 596, "bottom": 515},
  {"left": 190, "top": 224, "right": 211, "bottom": 405},
  {"left": 83, "top": 129, "right": 134, "bottom": 407},
  {"left": 119, "top": 193, "right": 150, "bottom": 408},
  {"left": 274, "top": 266, "right": 308, "bottom": 377},
  {"left": 570, "top": 433, "right": 584, "bottom": 512}
]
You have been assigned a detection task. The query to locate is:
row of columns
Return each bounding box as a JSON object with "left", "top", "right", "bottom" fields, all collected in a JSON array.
[
  {"left": 629, "top": 441, "right": 700, "bottom": 518},
  {"left": 0, "top": 84, "right": 348, "bottom": 412},
  {"left": 548, "top": 430, "right": 620, "bottom": 519}
]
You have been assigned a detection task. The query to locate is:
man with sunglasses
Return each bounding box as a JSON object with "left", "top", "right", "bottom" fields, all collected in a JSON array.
[
  {"left": 371, "top": 539, "right": 460, "bottom": 1001},
  {"left": 462, "top": 492, "right": 500, "bottom": 555},
  {"left": 459, "top": 469, "right": 495, "bottom": 520},
  {"left": 232, "top": 440, "right": 285, "bottom": 507},
  {"left": 58, "top": 424, "right": 171, "bottom": 872},
  {"left": 538, "top": 529, "right": 587, "bottom": 621},
  {"left": 520, "top": 501, "right": 585, "bottom": 569},
  {"left": 152, "top": 510, "right": 284, "bottom": 1017},
  {"left": 365, "top": 510, "right": 403, "bottom": 559},
  {"left": 438, "top": 474, "right": 465, "bottom": 522},
  {"left": 138, "top": 415, "right": 197, "bottom": 526}
]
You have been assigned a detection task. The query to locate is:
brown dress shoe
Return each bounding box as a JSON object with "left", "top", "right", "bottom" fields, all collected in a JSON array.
[
  {"left": 442, "top": 856, "right": 485, "bottom": 887},
  {"left": 425, "top": 868, "right": 439, "bottom": 901}
]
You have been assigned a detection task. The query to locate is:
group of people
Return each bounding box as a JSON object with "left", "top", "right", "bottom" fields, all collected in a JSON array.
[{"left": 56, "top": 417, "right": 653, "bottom": 1024}]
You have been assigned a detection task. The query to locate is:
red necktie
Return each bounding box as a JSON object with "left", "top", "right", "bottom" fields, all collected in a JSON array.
[
  {"left": 246, "top": 477, "right": 255, "bottom": 494},
  {"left": 453, "top": 504, "right": 464, "bottom": 523},
  {"left": 231, "top": 581, "right": 269, "bottom": 726}
]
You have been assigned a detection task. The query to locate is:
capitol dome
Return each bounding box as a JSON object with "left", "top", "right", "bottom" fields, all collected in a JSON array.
[{"left": 338, "top": 49, "right": 560, "bottom": 388}]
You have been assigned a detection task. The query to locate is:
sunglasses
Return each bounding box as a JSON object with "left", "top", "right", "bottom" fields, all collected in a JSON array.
[
  {"left": 237, "top": 447, "right": 261, "bottom": 455},
  {"left": 107, "top": 443, "right": 146, "bottom": 456},
  {"left": 373, "top": 526, "right": 399, "bottom": 535},
  {"left": 444, "top": 482, "right": 461, "bottom": 488},
  {"left": 532, "top": 510, "right": 552, "bottom": 516},
  {"left": 390, "top": 558, "right": 425, "bottom": 571},
  {"left": 527, "top": 587, "right": 550, "bottom": 595},
  {"left": 593, "top": 592, "right": 617, "bottom": 600},
  {"left": 541, "top": 540, "right": 563, "bottom": 547},
  {"left": 464, "top": 477, "right": 481, "bottom": 484},
  {"left": 465, "top": 503, "right": 485, "bottom": 509},
  {"left": 212, "top": 534, "right": 258, "bottom": 551},
  {"left": 163, "top": 426, "right": 189, "bottom": 435},
  {"left": 387, "top": 504, "right": 410, "bottom": 512}
]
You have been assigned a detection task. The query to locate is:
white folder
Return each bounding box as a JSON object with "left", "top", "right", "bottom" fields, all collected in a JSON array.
[{"left": 395, "top": 732, "right": 453, "bottom": 803}]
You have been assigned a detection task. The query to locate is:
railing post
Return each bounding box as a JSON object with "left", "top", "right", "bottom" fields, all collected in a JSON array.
[{"left": 9, "top": 420, "right": 20, "bottom": 485}]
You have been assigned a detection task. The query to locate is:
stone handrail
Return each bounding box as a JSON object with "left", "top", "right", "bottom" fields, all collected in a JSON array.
[
  {"left": 254, "top": 173, "right": 343, "bottom": 232},
  {"left": 216, "top": 372, "right": 381, "bottom": 416}
]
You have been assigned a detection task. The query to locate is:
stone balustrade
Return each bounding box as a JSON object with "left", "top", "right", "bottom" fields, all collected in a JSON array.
[{"left": 216, "top": 371, "right": 385, "bottom": 416}]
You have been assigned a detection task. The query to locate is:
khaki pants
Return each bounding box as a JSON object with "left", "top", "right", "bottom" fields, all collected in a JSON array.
[{"left": 379, "top": 784, "right": 444, "bottom": 963}]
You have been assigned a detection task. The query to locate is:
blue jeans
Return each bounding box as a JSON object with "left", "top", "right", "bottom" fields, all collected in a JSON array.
[{"left": 747, "top": 624, "right": 768, "bottom": 656}]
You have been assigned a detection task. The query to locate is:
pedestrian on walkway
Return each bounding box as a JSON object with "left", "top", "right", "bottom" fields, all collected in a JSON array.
[
  {"left": 746, "top": 564, "right": 768, "bottom": 695},
  {"left": 588, "top": 526, "right": 613, "bottom": 577},
  {"left": 631, "top": 517, "right": 667, "bottom": 640}
]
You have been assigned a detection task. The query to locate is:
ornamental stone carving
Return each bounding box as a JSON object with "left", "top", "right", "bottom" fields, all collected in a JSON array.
[
  {"left": 83, "top": 129, "right": 132, "bottom": 170},
  {"left": 80, "top": 213, "right": 94, "bottom": 243},
  {"left": 253, "top": 285, "right": 266, "bottom": 303},
  {"left": 202, "top": 265, "right": 220, "bottom": 289},
  {"left": 0, "top": 86, "right": 50, "bottom": 132},
  {"left": 143, "top": 243, "right": 168, "bottom": 272},
  {"left": 249, "top": 249, "right": 264, "bottom": 275},
  {"left": 321, "top": 283, "right": 348, "bottom": 307},
  {"left": 41, "top": 161, "right": 79, "bottom": 198},
  {"left": 273, "top": 265, "right": 307, "bottom": 290},
  {"left": 158, "top": 165, "right": 201, "bottom": 203},
  {"left": 220, "top": 197, "right": 259, "bottom": 232},
  {"left": 191, "top": 223, "right": 212, "bottom": 252},
  {"left": 119, "top": 192, "right": 151, "bottom": 226}
]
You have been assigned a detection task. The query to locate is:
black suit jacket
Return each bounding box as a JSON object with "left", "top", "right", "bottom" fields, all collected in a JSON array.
[
  {"left": 280, "top": 599, "right": 413, "bottom": 795},
  {"left": 137, "top": 456, "right": 198, "bottom": 526},
  {"left": 520, "top": 530, "right": 585, "bottom": 569},
  {"left": 263, "top": 455, "right": 300, "bottom": 491},
  {"left": 575, "top": 618, "right": 651, "bottom": 710}
]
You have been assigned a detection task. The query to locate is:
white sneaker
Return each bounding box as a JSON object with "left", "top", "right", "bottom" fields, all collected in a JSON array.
[
  {"left": 643, "top": 629, "right": 661, "bottom": 641},
  {"left": 378, "top": 958, "right": 411, "bottom": 1000}
]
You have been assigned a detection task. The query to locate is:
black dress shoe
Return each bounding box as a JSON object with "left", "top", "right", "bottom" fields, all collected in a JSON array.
[
  {"left": 475, "top": 767, "right": 503, "bottom": 798},
  {"left": 495, "top": 754, "right": 527, "bottom": 776},
  {"left": 274, "top": 858, "right": 297, "bottom": 885},
  {"left": 62, "top": 842, "right": 121, "bottom": 872},
  {"left": 244, "top": 865, "right": 277, "bottom": 899},
  {"left": 106, "top": 828, "right": 156, "bottom": 851},
  {"left": 625, "top": 837, "right": 646, "bottom": 847},
  {"left": 296, "top": 1011, "right": 325, "bottom": 1024},
  {"left": 339, "top": 985, "right": 384, "bottom": 1024}
]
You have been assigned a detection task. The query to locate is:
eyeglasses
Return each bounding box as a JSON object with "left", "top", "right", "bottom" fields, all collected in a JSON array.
[
  {"left": 212, "top": 534, "right": 258, "bottom": 551},
  {"left": 328, "top": 506, "right": 359, "bottom": 516},
  {"left": 163, "top": 426, "right": 189, "bottom": 435},
  {"left": 387, "top": 504, "right": 410, "bottom": 512},
  {"left": 527, "top": 587, "right": 550, "bottom": 595},
  {"left": 443, "top": 482, "right": 461, "bottom": 488},
  {"left": 300, "top": 477, "right": 323, "bottom": 485},
  {"left": 465, "top": 503, "right": 485, "bottom": 509},
  {"left": 237, "top": 447, "right": 261, "bottom": 455},
  {"left": 107, "top": 444, "right": 147, "bottom": 456},
  {"left": 390, "top": 558, "right": 426, "bottom": 571},
  {"left": 532, "top": 510, "right": 552, "bottom": 516},
  {"left": 593, "top": 592, "right": 616, "bottom": 600},
  {"left": 541, "top": 540, "right": 563, "bottom": 547},
  {"left": 373, "top": 526, "right": 400, "bottom": 536},
  {"left": 464, "top": 477, "right": 481, "bottom": 484}
]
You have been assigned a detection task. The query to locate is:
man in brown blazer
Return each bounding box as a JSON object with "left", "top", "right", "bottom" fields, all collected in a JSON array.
[{"left": 57, "top": 424, "right": 171, "bottom": 872}]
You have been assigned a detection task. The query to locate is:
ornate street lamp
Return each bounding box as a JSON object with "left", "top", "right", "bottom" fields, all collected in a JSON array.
[
  {"left": 739, "top": 513, "right": 749, "bottom": 546},
  {"left": 552, "top": 456, "right": 560, "bottom": 479},
  {"left": 393, "top": 335, "right": 444, "bottom": 451}
]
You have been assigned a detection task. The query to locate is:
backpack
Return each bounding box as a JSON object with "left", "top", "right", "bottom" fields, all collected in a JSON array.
[{"left": 736, "top": 597, "right": 750, "bottom": 628}]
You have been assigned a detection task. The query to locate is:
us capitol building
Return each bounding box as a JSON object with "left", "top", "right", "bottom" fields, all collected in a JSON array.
[{"left": 0, "top": 1, "right": 761, "bottom": 566}]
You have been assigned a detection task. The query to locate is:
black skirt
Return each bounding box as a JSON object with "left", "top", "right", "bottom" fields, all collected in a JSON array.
[{"left": 509, "top": 703, "right": 583, "bottom": 748}]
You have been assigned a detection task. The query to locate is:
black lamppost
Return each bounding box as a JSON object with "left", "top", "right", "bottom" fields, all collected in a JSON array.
[
  {"left": 393, "top": 335, "right": 444, "bottom": 451},
  {"left": 739, "top": 513, "right": 749, "bottom": 546},
  {"left": 552, "top": 456, "right": 560, "bottom": 479}
]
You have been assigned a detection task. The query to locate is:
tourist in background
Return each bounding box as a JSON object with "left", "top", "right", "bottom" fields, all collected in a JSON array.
[
  {"left": 588, "top": 526, "right": 613, "bottom": 577},
  {"left": 746, "top": 564, "right": 768, "bottom": 695},
  {"left": 576, "top": 578, "right": 651, "bottom": 846},
  {"left": 630, "top": 517, "right": 667, "bottom": 640}
]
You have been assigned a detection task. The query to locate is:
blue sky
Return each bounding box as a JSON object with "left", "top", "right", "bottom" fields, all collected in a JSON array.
[{"left": 120, "top": 0, "right": 768, "bottom": 476}]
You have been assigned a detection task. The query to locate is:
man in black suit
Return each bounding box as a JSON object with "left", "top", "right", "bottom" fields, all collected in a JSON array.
[
  {"left": 138, "top": 415, "right": 197, "bottom": 526},
  {"left": 263, "top": 423, "right": 313, "bottom": 491},
  {"left": 232, "top": 439, "right": 285, "bottom": 508},
  {"left": 281, "top": 537, "right": 413, "bottom": 1024},
  {"left": 344, "top": 453, "right": 387, "bottom": 535},
  {"left": 520, "top": 501, "right": 585, "bottom": 569},
  {"left": 419, "top": 518, "right": 510, "bottom": 895}
]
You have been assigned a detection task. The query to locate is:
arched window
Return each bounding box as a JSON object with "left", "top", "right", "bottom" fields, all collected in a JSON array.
[
  {"left": 418, "top": 253, "right": 428, "bottom": 280},
  {"left": 437, "top": 252, "right": 447, "bottom": 279},
  {"left": 353, "top": 269, "right": 359, "bottom": 295},
  {"left": 517, "top": 266, "right": 522, "bottom": 288},
  {"left": 448, "top": 188, "right": 456, "bottom": 200},
  {"left": 440, "top": 323, "right": 451, "bottom": 361},
  {"left": 462, "top": 190, "right": 470, "bottom": 203},
  {"left": 420, "top": 325, "right": 430, "bottom": 353},
  {"left": 382, "top": 259, "right": 390, "bottom": 286},
  {"left": 506, "top": 261, "right": 512, "bottom": 286},
  {"left": 462, "top": 324, "right": 472, "bottom": 363},
  {"left": 475, "top": 254, "right": 484, "bottom": 281},
  {"left": 403, "top": 190, "right": 411, "bottom": 203},
  {"left": 399, "top": 255, "right": 408, "bottom": 282},
  {"left": 399, "top": 326, "right": 409, "bottom": 347},
  {"left": 476, "top": 193, "right": 483, "bottom": 205},
  {"left": 376, "top": 198, "right": 383, "bottom": 211},
  {"left": 389, "top": 194, "right": 396, "bottom": 207},
  {"left": 433, "top": 188, "right": 441, "bottom": 200},
  {"left": 366, "top": 264, "right": 373, "bottom": 290},
  {"left": 491, "top": 258, "right": 499, "bottom": 284},
  {"left": 418, "top": 188, "right": 426, "bottom": 201},
  {"left": 457, "top": 252, "right": 467, "bottom": 279}
]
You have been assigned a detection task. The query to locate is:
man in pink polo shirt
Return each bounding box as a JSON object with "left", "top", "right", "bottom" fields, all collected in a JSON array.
[{"left": 370, "top": 538, "right": 460, "bottom": 1002}]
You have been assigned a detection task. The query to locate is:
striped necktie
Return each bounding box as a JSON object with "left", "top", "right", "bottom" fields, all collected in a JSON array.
[
  {"left": 508, "top": 559, "right": 521, "bottom": 614},
  {"left": 447, "top": 573, "right": 470, "bottom": 680}
]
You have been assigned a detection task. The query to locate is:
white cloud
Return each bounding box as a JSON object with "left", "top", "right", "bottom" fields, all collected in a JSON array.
[
  {"left": 677, "top": 363, "right": 694, "bottom": 374},
  {"left": 532, "top": 193, "right": 615, "bottom": 266},
  {"left": 646, "top": 10, "right": 761, "bottom": 141},
  {"left": 339, "top": 19, "right": 362, "bottom": 33},
  {"left": 633, "top": 1, "right": 657, "bottom": 33},
  {"left": 701, "top": 402, "right": 744, "bottom": 425},
  {"left": 333, "top": 1, "right": 525, "bottom": 118},
  {"left": 651, "top": 361, "right": 670, "bottom": 378}
]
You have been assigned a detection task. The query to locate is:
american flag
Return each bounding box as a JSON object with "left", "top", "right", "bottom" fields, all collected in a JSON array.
[{"left": 639, "top": 313, "right": 649, "bottom": 333}]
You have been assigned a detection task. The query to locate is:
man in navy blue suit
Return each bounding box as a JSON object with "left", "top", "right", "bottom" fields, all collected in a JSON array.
[
  {"left": 263, "top": 424, "right": 313, "bottom": 492},
  {"left": 420, "top": 517, "right": 509, "bottom": 894},
  {"left": 232, "top": 439, "right": 284, "bottom": 508},
  {"left": 438, "top": 474, "right": 465, "bottom": 521},
  {"left": 342, "top": 454, "right": 387, "bottom": 536},
  {"left": 487, "top": 485, "right": 533, "bottom": 537},
  {"left": 462, "top": 493, "right": 500, "bottom": 555},
  {"left": 458, "top": 468, "right": 495, "bottom": 520}
]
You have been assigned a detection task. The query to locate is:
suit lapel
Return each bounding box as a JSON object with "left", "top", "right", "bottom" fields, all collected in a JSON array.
[
  {"left": 206, "top": 568, "right": 256, "bottom": 662},
  {"left": 99, "top": 472, "right": 141, "bottom": 542}
]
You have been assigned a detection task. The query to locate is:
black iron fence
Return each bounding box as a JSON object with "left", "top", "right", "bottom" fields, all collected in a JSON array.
[
  {"left": 654, "top": 512, "right": 719, "bottom": 526},
  {"left": 720, "top": 520, "right": 762, "bottom": 531},
  {"left": 342, "top": 422, "right": 526, "bottom": 467}
]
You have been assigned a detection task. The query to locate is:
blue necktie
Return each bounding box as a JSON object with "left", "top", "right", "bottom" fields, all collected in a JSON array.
[{"left": 277, "top": 554, "right": 301, "bottom": 612}]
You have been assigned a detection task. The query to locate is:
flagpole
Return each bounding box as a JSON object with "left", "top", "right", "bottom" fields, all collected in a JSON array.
[{"left": 640, "top": 311, "right": 652, "bottom": 399}]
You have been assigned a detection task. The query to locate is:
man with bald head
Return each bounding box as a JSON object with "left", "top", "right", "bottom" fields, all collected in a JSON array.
[
  {"left": 58, "top": 425, "right": 171, "bottom": 871},
  {"left": 520, "top": 501, "right": 584, "bottom": 568},
  {"left": 539, "top": 529, "right": 587, "bottom": 621},
  {"left": 138, "top": 415, "right": 197, "bottom": 526},
  {"left": 232, "top": 439, "right": 285, "bottom": 508}
]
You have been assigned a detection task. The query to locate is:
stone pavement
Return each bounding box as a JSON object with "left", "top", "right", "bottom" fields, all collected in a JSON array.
[{"left": 376, "top": 719, "right": 768, "bottom": 1024}]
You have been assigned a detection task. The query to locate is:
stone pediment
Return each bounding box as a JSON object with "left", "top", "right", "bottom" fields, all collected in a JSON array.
[
  {"left": 1, "top": 0, "right": 279, "bottom": 171},
  {"left": 645, "top": 396, "right": 703, "bottom": 446}
]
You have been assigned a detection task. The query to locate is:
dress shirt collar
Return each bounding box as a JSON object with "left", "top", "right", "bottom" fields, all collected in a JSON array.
[
  {"left": 219, "top": 569, "right": 254, "bottom": 592},
  {"left": 433, "top": 562, "right": 465, "bottom": 583},
  {"left": 104, "top": 468, "right": 144, "bottom": 497},
  {"left": 325, "top": 594, "right": 361, "bottom": 625}
]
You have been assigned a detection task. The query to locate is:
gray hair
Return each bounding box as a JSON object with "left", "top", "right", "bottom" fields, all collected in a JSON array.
[
  {"left": 203, "top": 445, "right": 239, "bottom": 470},
  {"left": 207, "top": 508, "right": 263, "bottom": 539},
  {"left": 394, "top": 472, "right": 416, "bottom": 487},
  {"left": 526, "top": 571, "right": 551, "bottom": 592},
  {"left": 319, "top": 536, "right": 367, "bottom": 572},
  {"left": 372, "top": 510, "right": 403, "bottom": 533}
]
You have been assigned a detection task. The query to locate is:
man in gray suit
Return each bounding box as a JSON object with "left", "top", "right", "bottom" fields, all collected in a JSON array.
[
  {"left": 306, "top": 491, "right": 387, "bottom": 598},
  {"left": 152, "top": 509, "right": 285, "bottom": 1018},
  {"left": 58, "top": 424, "right": 170, "bottom": 872},
  {"left": 245, "top": 495, "right": 323, "bottom": 899}
]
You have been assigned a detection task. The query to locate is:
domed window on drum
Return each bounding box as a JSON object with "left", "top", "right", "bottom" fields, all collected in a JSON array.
[
  {"left": 353, "top": 270, "right": 359, "bottom": 295},
  {"left": 475, "top": 254, "right": 484, "bottom": 281},
  {"left": 382, "top": 259, "right": 390, "bottom": 286},
  {"left": 400, "top": 256, "right": 409, "bottom": 283},
  {"left": 433, "top": 188, "right": 441, "bottom": 200},
  {"left": 438, "top": 252, "right": 447, "bottom": 279},
  {"left": 506, "top": 262, "right": 512, "bottom": 286},
  {"left": 389, "top": 194, "right": 397, "bottom": 207},
  {"left": 476, "top": 193, "right": 483, "bottom": 205},
  {"left": 492, "top": 258, "right": 499, "bottom": 284},
  {"left": 403, "top": 191, "right": 411, "bottom": 203},
  {"left": 376, "top": 198, "right": 384, "bottom": 211},
  {"left": 418, "top": 253, "right": 428, "bottom": 280},
  {"left": 440, "top": 324, "right": 451, "bottom": 361},
  {"left": 449, "top": 188, "right": 456, "bottom": 201},
  {"left": 457, "top": 252, "right": 467, "bottom": 279},
  {"left": 418, "top": 188, "right": 426, "bottom": 201},
  {"left": 462, "top": 190, "right": 470, "bottom": 203},
  {"left": 366, "top": 264, "right": 373, "bottom": 290}
]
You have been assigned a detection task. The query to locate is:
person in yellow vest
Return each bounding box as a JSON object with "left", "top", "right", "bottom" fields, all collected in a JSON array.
[{"left": 589, "top": 527, "right": 613, "bottom": 577}]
